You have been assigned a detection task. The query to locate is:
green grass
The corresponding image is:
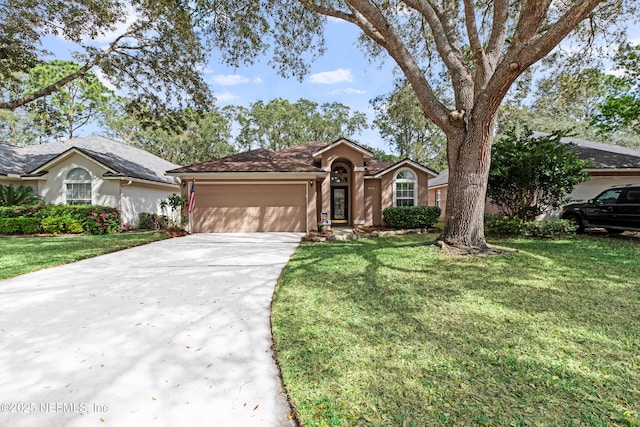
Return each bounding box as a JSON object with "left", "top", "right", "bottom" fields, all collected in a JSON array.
[
  {"left": 0, "top": 231, "right": 169, "bottom": 280},
  {"left": 272, "top": 234, "right": 640, "bottom": 427}
]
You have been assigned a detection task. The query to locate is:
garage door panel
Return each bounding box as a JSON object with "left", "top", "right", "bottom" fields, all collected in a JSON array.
[{"left": 193, "top": 184, "right": 306, "bottom": 232}]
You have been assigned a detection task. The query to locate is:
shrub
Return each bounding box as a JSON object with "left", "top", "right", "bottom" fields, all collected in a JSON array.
[
  {"left": 138, "top": 212, "right": 166, "bottom": 230},
  {"left": 0, "top": 204, "right": 45, "bottom": 218},
  {"left": 0, "top": 184, "right": 43, "bottom": 206},
  {"left": 20, "top": 218, "right": 42, "bottom": 234},
  {"left": 0, "top": 217, "right": 41, "bottom": 235},
  {"left": 525, "top": 219, "right": 577, "bottom": 238},
  {"left": 65, "top": 219, "right": 84, "bottom": 234},
  {"left": 0, "top": 218, "right": 22, "bottom": 234},
  {"left": 82, "top": 209, "right": 120, "bottom": 235},
  {"left": 485, "top": 214, "right": 577, "bottom": 238},
  {"left": 484, "top": 214, "right": 526, "bottom": 236},
  {"left": 382, "top": 206, "right": 441, "bottom": 228},
  {"left": 41, "top": 217, "right": 65, "bottom": 234}
]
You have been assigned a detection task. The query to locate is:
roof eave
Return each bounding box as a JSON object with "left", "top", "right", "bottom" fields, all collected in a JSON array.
[
  {"left": 167, "top": 171, "right": 327, "bottom": 180},
  {"left": 312, "top": 138, "right": 374, "bottom": 160},
  {"left": 28, "top": 147, "right": 118, "bottom": 175},
  {"left": 371, "top": 159, "right": 439, "bottom": 178}
]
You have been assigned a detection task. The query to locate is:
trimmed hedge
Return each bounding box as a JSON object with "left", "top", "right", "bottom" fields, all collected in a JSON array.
[
  {"left": 0, "top": 204, "right": 120, "bottom": 235},
  {"left": 382, "top": 206, "right": 441, "bottom": 229},
  {"left": 0, "top": 218, "right": 42, "bottom": 235},
  {"left": 484, "top": 214, "right": 577, "bottom": 238}
]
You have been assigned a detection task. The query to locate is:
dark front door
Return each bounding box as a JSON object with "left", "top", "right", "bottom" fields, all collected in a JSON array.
[{"left": 331, "top": 186, "right": 348, "bottom": 223}]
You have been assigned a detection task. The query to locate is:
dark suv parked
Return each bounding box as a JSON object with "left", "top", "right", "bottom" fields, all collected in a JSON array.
[{"left": 561, "top": 184, "right": 640, "bottom": 233}]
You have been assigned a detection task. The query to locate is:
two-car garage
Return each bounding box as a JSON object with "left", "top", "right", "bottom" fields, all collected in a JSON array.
[{"left": 190, "top": 182, "right": 308, "bottom": 233}]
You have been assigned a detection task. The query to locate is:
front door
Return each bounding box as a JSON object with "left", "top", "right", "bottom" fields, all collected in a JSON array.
[{"left": 331, "top": 186, "right": 348, "bottom": 224}]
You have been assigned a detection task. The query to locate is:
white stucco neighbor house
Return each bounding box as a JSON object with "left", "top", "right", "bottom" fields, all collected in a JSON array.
[
  {"left": 428, "top": 134, "right": 640, "bottom": 219},
  {"left": 0, "top": 135, "right": 181, "bottom": 226}
]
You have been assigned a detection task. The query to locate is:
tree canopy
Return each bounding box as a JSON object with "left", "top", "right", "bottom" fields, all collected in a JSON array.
[
  {"left": 105, "top": 102, "right": 236, "bottom": 165},
  {"left": 0, "top": 0, "right": 212, "bottom": 110},
  {"left": 591, "top": 44, "right": 640, "bottom": 138},
  {"left": 224, "top": 98, "right": 368, "bottom": 151},
  {"left": 487, "top": 129, "right": 591, "bottom": 220},
  {"left": 371, "top": 80, "right": 447, "bottom": 171}
]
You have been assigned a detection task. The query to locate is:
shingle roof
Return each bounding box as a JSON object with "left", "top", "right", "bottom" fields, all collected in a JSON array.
[
  {"left": 364, "top": 158, "right": 395, "bottom": 175},
  {"left": 0, "top": 143, "right": 25, "bottom": 176},
  {"left": 553, "top": 135, "right": 640, "bottom": 169},
  {"left": 168, "top": 141, "right": 403, "bottom": 176},
  {"left": 168, "top": 143, "right": 328, "bottom": 174},
  {"left": 0, "top": 136, "right": 180, "bottom": 185},
  {"left": 428, "top": 169, "right": 449, "bottom": 187},
  {"left": 429, "top": 136, "right": 640, "bottom": 188}
]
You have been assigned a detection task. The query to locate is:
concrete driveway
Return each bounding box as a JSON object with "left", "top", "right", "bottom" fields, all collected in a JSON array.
[{"left": 0, "top": 232, "right": 302, "bottom": 427}]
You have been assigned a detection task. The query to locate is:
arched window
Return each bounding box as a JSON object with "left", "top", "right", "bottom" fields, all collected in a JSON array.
[
  {"left": 65, "top": 167, "right": 92, "bottom": 205},
  {"left": 331, "top": 164, "right": 349, "bottom": 183},
  {"left": 394, "top": 169, "right": 417, "bottom": 207}
]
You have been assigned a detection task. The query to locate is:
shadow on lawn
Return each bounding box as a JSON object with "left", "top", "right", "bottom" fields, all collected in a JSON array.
[{"left": 276, "top": 235, "right": 640, "bottom": 425}]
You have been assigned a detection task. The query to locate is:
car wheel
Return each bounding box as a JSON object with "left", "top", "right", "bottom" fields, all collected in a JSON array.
[
  {"left": 605, "top": 228, "right": 624, "bottom": 235},
  {"left": 565, "top": 214, "right": 584, "bottom": 233}
]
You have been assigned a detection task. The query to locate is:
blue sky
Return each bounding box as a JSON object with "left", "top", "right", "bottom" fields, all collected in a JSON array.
[
  {"left": 43, "top": 14, "right": 640, "bottom": 154},
  {"left": 198, "top": 18, "right": 397, "bottom": 152},
  {"left": 43, "top": 18, "right": 398, "bottom": 152}
]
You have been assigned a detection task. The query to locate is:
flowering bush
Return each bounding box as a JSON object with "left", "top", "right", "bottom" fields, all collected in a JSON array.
[
  {"left": 0, "top": 204, "right": 121, "bottom": 235},
  {"left": 83, "top": 209, "right": 120, "bottom": 235}
]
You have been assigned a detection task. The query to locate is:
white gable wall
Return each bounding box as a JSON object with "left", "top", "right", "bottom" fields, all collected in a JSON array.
[
  {"left": 121, "top": 183, "right": 180, "bottom": 226},
  {"left": 37, "top": 153, "right": 120, "bottom": 206}
]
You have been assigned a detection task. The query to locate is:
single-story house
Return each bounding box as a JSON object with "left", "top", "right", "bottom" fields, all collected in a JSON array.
[
  {"left": 428, "top": 134, "right": 640, "bottom": 219},
  {"left": 426, "top": 169, "right": 448, "bottom": 220},
  {"left": 167, "top": 138, "right": 438, "bottom": 233},
  {"left": 0, "top": 135, "right": 181, "bottom": 225}
]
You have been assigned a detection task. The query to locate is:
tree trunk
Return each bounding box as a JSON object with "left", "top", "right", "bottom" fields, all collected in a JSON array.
[{"left": 440, "top": 114, "right": 496, "bottom": 249}]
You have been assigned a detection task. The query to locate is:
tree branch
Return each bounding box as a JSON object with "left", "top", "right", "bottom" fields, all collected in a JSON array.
[
  {"left": 0, "top": 31, "right": 132, "bottom": 110},
  {"left": 344, "top": 0, "right": 452, "bottom": 131}
]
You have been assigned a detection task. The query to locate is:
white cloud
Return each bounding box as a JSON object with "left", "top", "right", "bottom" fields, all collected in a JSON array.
[
  {"left": 94, "top": 70, "right": 120, "bottom": 93},
  {"left": 210, "top": 74, "right": 263, "bottom": 85},
  {"left": 215, "top": 91, "right": 239, "bottom": 102},
  {"left": 92, "top": 6, "right": 140, "bottom": 44},
  {"left": 331, "top": 88, "right": 367, "bottom": 95},
  {"left": 309, "top": 68, "right": 353, "bottom": 84},
  {"left": 210, "top": 74, "right": 251, "bottom": 86}
]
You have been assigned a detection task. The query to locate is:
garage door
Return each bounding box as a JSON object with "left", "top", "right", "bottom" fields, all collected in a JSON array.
[{"left": 192, "top": 183, "right": 306, "bottom": 232}]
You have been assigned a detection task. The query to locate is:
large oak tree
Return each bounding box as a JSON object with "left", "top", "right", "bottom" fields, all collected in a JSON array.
[
  {"left": 195, "top": 0, "right": 634, "bottom": 248},
  {"left": 0, "top": 0, "right": 212, "bottom": 110}
]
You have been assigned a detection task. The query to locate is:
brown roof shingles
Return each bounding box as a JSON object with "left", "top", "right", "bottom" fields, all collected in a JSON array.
[
  {"left": 167, "top": 145, "right": 327, "bottom": 174},
  {"left": 167, "top": 141, "right": 397, "bottom": 175}
]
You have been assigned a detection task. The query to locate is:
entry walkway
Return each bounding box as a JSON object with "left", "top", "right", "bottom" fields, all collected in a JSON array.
[{"left": 0, "top": 233, "right": 302, "bottom": 427}]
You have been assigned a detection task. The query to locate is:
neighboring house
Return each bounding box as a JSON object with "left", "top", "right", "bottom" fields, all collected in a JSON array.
[
  {"left": 167, "top": 138, "right": 438, "bottom": 233},
  {"left": 0, "top": 135, "right": 181, "bottom": 225},
  {"left": 426, "top": 169, "right": 448, "bottom": 220},
  {"left": 428, "top": 134, "right": 640, "bottom": 219}
]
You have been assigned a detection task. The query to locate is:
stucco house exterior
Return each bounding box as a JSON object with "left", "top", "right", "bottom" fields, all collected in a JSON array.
[
  {"left": 0, "top": 135, "right": 181, "bottom": 225},
  {"left": 167, "top": 138, "right": 438, "bottom": 233},
  {"left": 428, "top": 135, "right": 640, "bottom": 219}
]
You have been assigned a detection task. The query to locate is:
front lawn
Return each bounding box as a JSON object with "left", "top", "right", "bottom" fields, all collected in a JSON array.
[
  {"left": 0, "top": 232, "right": 168, "bottom": 280},
  {"left": 272, "top": 234, "right": 640, "bottom": 426}
]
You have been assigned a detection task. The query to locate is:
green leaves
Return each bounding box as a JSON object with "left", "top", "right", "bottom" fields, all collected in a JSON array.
[
  {"left": 0, "top": 184, "right": 43, "bottom": 206},
  {"left": 487, "top": 128, "right": 591, "bottom": 220},
  {"left": 225, "top": 98, "right": 368, "bottom": 151}
]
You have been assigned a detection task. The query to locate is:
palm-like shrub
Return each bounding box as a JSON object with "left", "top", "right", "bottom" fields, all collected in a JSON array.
[{"left": 0, "top": 184, "right": 44, "bottom": 206}]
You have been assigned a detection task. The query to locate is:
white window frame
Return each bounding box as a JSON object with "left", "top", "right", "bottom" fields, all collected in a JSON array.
[
  {"left": 393, "top": 168, "right": 417, "bottom": 207},
  {"left": 435, "top": 189, "right": 441, "bottom": 208},
  {"left": 65, "top": 167, "right": 92, "bottom": 205}
]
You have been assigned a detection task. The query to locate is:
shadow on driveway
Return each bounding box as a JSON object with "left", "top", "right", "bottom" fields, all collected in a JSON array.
[{"left": 0, "top": 233, "right": 302, "bottom": 427}]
